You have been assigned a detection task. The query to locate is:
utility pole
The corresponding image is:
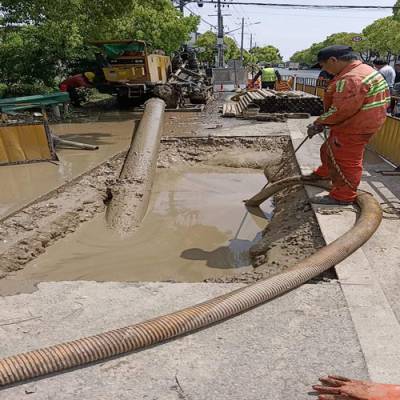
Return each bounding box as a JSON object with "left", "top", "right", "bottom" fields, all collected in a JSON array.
[
  {"left": 240, "top": 17, "right": 244, "bottom": 62},
  {"left": 216, "top": 0, "right": 224, "bottom": 67},
  {"left": 250, "top": 34, "right": 253, "bottom": 51}
]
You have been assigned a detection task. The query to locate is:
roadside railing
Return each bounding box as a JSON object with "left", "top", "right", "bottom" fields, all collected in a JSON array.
[
  {"left": 369, "top": 115, "right": 400, "bottom": 165},
  {"left": 294, "top": 77, "right": 327, "bottom": 98}
]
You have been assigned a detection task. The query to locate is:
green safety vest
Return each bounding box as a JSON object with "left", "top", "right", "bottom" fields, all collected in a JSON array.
[{"left": 262, "top": 67, "right": 276, "bottom": 82}]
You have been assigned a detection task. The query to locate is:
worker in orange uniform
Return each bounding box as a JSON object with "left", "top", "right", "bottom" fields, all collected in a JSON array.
[
  {"left": 59, "top": 72, "right": 96, "bottom": 106},
  {"left": 304, "top": 45, "right": 390, "bottom": 205},
  {"left": 312, "top": 375, "right": 400, "bottom": 400}
]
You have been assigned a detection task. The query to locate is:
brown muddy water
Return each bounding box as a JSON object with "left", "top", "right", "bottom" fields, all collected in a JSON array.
[
  {"left": 11, "top": 167, "right": 273, "bottom": 283},
  {"left": 0, "top": 113, "right": 137, "bottom": 218}
]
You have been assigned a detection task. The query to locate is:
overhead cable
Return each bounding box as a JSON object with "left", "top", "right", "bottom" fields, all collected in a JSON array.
[{"left": 201, "top": 2, "right": 398, "bottom": 10}]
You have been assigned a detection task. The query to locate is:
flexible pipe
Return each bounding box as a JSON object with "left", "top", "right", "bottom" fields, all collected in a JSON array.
[
  {"left": 106, "top": 98, "right": 165, "bottom": 235},
  {"left": 0, "top": 177, "right": 382, "bottom": 386}
]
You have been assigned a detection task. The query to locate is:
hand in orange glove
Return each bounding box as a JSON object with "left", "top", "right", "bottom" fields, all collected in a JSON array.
[{"left": 313, "top": 375, "right": 400, "bottom": 400}]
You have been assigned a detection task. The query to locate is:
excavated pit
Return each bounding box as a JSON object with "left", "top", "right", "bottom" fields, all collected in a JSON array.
[{"left": 0, "top": 136, "right": 326, "bottom": 294}]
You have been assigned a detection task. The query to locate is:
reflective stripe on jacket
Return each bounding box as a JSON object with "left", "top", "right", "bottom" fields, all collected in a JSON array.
[
  {"left": 316, "top": 61, "right": 390, "bottom": 135},
  {"left": 261, "top": 68, "right": 276, "bottom": 82}
]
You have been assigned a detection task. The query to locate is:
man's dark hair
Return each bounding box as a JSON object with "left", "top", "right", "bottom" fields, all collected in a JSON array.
[
  {"left": 373, "top": 58, "right": 387, "bottom": 66},
  {"left": 337, "top": 53, "right": 359, "bottom": 62}
]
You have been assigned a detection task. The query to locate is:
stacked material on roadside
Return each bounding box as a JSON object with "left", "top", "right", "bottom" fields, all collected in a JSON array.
[{"left": 222, "top": 89, "right": 323, "bottom": 119}]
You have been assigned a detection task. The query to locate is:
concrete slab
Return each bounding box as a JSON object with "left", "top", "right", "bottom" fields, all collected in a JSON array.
[
  {"left": 0, "top": 281, "right": 367, "bottom": 399},
  {"left": 290, "top": 119, "right": 400, "bottom": 383}
]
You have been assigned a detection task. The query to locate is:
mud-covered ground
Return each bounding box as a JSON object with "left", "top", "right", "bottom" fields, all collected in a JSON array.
[
  {"left": 0, "top": 132, "right": 327, "bottom": 284},
  {"left": 207, "top": 152, "right": 328, "bottom": 283}
]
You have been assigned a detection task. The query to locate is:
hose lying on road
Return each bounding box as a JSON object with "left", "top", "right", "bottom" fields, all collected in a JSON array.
[{"left": 0, "top": 177, "right": 382, "bottom": 387}]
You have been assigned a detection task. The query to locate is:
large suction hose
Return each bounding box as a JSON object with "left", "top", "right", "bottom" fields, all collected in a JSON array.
[
  {"left": 106, "top": 98, "right": 166, "bottom": 235},
  {"left": 0, "top": 177, "right": 382, "bottom": 387}
]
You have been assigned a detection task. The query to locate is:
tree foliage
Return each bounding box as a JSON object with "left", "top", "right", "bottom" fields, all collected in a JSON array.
[
  {"left": 290, "top": 3, "right": 400, "bottom": 66},
  {"left": 362, "top": 17, "right": 400, "bottom": 58},
  {"left": 195, "top": 31, "right": 282, "bottom": 66},
  {"left": 394, "top": 0, "right": 400, "bottom": 20},
  {"left": 248, "top": 45, "right": 282, "bottom": 64},
  {"left": 195, "top": 31, "right": 241, "bottom": 64},
  {"left": 0, "top": 0, "right": 199, "bottom": 87},
  {"left": 290, "top": 32, "right": 370, "bottom": 65}
]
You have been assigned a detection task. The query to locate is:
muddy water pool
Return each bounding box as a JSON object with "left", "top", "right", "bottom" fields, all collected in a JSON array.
[
  {"left": 0, "top": 116, "right": 136, "bottom": 218},
  {"left": 14, "top": 167, "right": 273, "bottom": 282}
]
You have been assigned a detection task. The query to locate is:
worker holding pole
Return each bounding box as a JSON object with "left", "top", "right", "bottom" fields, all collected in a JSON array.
[{"left": 304, "top": 45, "right": 390, "bottom": 206}]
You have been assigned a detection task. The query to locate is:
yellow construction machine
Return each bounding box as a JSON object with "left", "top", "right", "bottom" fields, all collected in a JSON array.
[
  {"left": 91, "top": 39, "right": 212, "bottom": 108},
  {"left": 91, "top": 39, "right": 172, "bottom": 106}
]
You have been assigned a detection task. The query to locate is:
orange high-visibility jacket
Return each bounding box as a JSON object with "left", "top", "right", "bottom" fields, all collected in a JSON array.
[{"left": 316, "top": 61, "right": 390, "bottom": 135}]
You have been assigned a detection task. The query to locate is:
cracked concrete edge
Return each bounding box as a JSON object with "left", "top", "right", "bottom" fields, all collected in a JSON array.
[{"left": 289, "top": 123, "right": 400, "bottom": 383}]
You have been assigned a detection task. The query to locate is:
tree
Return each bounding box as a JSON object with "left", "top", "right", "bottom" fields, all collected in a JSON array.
[
  {"left": 249, "top": 45, "right": 282, "bottom": 64},
  {"left": 0, "top": 0, "right": 199, "bottom": 87},
  {"left": 195, "top": 31, "right": 282, "bottom": 66},
  {"left": 290, "top": 3, "right": 400, "bottom": 66},
  {"left": 290, "top": 49, "right": 314, "bottom": 65},
  {"left": 290, "top": 32, "right": 371, "bottom": 65},
  {"left": 394, "top": 0, "right": 400, "bottom": 20},
  {"left": 195, "top": 31, "right": 240, "bottom": 64},
  {"left": 362, "top": 17, "right": 400, "bottom": 61}
]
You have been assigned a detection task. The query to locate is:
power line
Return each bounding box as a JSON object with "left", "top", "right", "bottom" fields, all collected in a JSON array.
[
  {"left": 201, "top": 2, "right": 399, "bottom": 10},
  {"left": 184, "top": 4, "right": 217, "bottom": 28},
  {"left": 258, "top": 10, "right": 386, "bottom": 19}
]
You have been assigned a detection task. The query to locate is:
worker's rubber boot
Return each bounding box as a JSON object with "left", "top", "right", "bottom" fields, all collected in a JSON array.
[
  {"left": 310, "top": 195, "right": 354, "bottom": 206},
  {"left": 313, "top": 375, "right": 400, "bottom": 400}
]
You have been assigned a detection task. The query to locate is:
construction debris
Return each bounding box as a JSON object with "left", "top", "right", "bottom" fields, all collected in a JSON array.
[
  {"left": 154, "top": 62, "right": 213, "bottom": 109},
  {"left": 223, "top": 89, "right": 323, "bottom": 118}
]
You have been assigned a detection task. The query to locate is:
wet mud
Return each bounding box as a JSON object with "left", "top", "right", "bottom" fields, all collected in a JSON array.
[
  {"left": 162, "top": 97, "right": 287, "bottom": 138},
  {"left": 0, "top": 128, "right": 325, "bottom": 290},
  {"left": 208, "top": 152, "right": 328, "bottom": 283},
  {"left": 0, "top": 137, "right": 282, "bottom": 281},
  {"left": 7, "top": 168, "right": 272, "bottom": 285}
]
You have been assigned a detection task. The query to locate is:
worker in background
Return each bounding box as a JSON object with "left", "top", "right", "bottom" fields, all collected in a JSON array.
[
  {"left": 391, "top": 61, "right": 400, "bottom": 115},
  {"left": 252, "top": 62, "right": 281, "bottom": 89},
  {"left": 317, "top": 70, "right": 334, "bottom": 82},
  {"left": 312, "top": 375, "right": 400, "bottom": 400},
  {"left": 317, "top": 70, "right": 334, "bottom": 92},
  {"left": 59, "top": 72, "right": 96, "bottom": 106},
  {"left": 304, "top": 45, "right": 390, "bottom": 205},
  {"left": 373, "top": 58, "right": 395, "bottom": 92},
  {"left": 395, "top": 61, "right": 400, "bottom": 84}
]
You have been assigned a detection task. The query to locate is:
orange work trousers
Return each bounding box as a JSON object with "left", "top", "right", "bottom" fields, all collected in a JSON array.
[{"left": 314, "top": 132, "right": 373, "bottom": 202}]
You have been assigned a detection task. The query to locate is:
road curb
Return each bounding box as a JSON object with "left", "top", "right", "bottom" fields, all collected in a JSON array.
[{"left": 289, "top": 122, "right": 400, "bottom": 383}]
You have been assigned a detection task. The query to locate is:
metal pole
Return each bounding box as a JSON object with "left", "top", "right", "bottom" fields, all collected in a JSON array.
[
  {"left": 233, "top": 60, "right": 238, "bottom": 88},
  {"left": 240, "top": 17, "right": 244, "bottom": 61},
  {"left": 217, "top": 0, "right": 224, "bottom": 67},
  {"left": 250, "top": 33, "right": 253, "bottom": 51}
]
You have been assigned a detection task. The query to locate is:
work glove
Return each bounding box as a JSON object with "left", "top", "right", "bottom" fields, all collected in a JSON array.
[{"left": 307, "top": 123, "right": 324, "bottom": 139}]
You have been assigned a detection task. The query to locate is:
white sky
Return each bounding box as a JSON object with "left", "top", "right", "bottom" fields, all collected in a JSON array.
[{"left": 184, "top": 0, "right": 394, "bottom": 59}]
